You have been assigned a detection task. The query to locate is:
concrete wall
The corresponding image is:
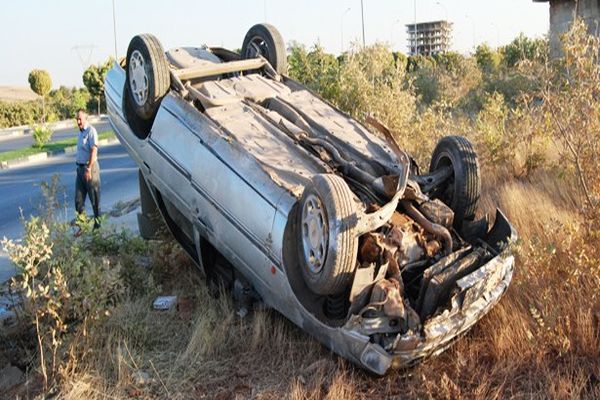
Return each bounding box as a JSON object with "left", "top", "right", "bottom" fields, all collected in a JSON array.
[{"left": 548, "top": 0, "right": 600, "bottom": 57}]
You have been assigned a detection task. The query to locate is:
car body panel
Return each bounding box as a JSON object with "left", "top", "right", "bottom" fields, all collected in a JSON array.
[{"left": 106, "top": 58, "right": 517, "bottom": 375}]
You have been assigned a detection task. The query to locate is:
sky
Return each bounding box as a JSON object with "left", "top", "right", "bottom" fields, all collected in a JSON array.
[{"left": 0, "top": 0, "right": 549, "bottom": 88}]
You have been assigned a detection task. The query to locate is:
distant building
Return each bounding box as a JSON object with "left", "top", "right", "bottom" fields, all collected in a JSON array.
[
  {"left": 406, "top": 20, "right": 452, "bottom": 56},
  {"left": 534, "top": 0, "right": 600, "bottom": 58}
]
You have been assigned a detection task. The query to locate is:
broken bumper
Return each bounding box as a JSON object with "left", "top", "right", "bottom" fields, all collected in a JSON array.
[{"left": 343, "top": 209, "right": 516, "bottom": 375}]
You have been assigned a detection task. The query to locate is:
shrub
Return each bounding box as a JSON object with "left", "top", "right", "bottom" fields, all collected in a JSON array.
[
  {"left": 474, "top": 43, "right": 502, "bottom": 73},
  {"left": 501, "top": 33, "right": 548, "bottom": 68},
  {"left": 336, "top": 44, "right": 415, "bottom": 133},
  {"left": 49, "top": 86, "right": 91, "bottom": 120},
  {"left": 475, "top": 92, "right": 512, "bottom": 166},
  {"left": 0, "top": 87, "right": 92, "bottom": 128},
  {"left": 540, "top": 20, "right": 600, "bottom": 216},
  {"left": 31, "top": 125, "right": 53, "bottom": 148},
  {"left": 288, "top": 42, "right": 341, "bottom": 102},
  {"left": 1, "top": 176, "right": 152, "bottom": 387},
  {"left": 0, "top": 100, "right": 42, "bottom": 128},
  {"left": 406, "top": 54, "right": 436, "bottom": 72},
  {"left": 411, "top": 52, "right": 482, "bottom": 109}
]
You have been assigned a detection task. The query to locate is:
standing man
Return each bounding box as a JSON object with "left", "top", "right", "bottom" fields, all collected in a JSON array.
[{"left": 75, "top": 109, "right": 101, "bottom": 230}]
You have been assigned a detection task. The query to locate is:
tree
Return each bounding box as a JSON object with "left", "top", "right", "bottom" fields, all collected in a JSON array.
[
  {"left": 474, "top": 43, "right": 501, "bottom": 73},
  {"left": 83, "top": 58, "right": 113, "bottom": 115},
  {"left": 49, "top": 86, "right": 91, "bottom": 120},
  {"left": 501, "top": 33, "right": 548, "bottom": 68},
  {"left": 28, "top": 69, "right": 52, "bottom": 123}
]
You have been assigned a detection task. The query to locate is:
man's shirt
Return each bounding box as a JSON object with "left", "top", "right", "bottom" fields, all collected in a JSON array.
[{"left": 76, "top": 124, "right": 98, "bottom": 165}]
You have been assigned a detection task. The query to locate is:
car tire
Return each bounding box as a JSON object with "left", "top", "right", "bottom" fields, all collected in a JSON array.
[
  {"left": 241, "top": 23, "right": 287, "bottom": 74},
  {"left": 298, "top": 174, "right": 359, "bottom": 296},
  {"left": 429, "top": 136, "right": 481, "bottom": 228},
  {"left": 124, "top": 34, "right": 170, "bottom": 139}
]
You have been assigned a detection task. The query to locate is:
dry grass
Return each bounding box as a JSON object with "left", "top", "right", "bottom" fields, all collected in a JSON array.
[
  {"left": 39, "top": 169, "right": 598, "bottom": 399},
  {"left": 4, "top": 168, "right": 598, "bottom": 399}
]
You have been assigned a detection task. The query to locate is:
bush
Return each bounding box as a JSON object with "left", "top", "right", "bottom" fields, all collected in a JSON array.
[
  {"left": 1, "top": 176, "right": 152, "bottom": 387},
  {"left": 32, "top": 125, "right": 53, "bottom": 148},
  {"left": 501, "top": 33, "right": 548, "bottom": 68},
  {"left": 540, "top": 20, "right": 600, "bottom": 216},
  {"left": 0, "top": 87, "right": 92, "bottom": 128},
  {"left": 474, "top": 43, "right": 502, "bottom": 73},
  {"left": 288, "top": 42, "right": 341, "bottom": 101},
  {"left": 410, "top": 52, "right": 482, "bottom": 109},
  {"left": 49, "top": 86, "right": 91, "bottom": 121},
  {"left": 0, "top": 100, "right": 42, "bottom": 128}
]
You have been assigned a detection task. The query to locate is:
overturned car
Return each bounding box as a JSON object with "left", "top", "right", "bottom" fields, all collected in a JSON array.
[{"left": 105, "top": 24, "right": 516, "bottom": 375}]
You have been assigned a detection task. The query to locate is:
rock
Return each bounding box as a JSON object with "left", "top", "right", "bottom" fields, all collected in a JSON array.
[
  {"left": 0, "top": 308, "right": 18, "bottom": 336},
  {"left": 131, "top": 370, "right": 151, "bottom": 386},
  {"left": 0, "top": 365, "right": 24, "bottom": 392},
  {"left": 177, "top": 296, "right": 195, "bottom": 320}
]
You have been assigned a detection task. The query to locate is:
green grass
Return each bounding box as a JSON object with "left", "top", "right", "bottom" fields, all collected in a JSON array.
[{"left": 0, "top": 130, "right": 116, "bottom": 163}]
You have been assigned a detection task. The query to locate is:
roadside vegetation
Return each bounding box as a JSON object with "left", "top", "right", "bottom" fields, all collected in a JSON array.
[
  {"left": 1, "top": 21, "right": 598, "bottom": 398},
  {"left": 0, "top": 131, "right": 115, "bottom": 164},
  {"left": 0, "top": 59, "right": 113, "bottom": 129}
]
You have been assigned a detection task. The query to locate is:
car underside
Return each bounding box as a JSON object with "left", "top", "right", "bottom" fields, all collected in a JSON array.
[{"left": 105, "top": 24, "right": 517, "bottom": 375}]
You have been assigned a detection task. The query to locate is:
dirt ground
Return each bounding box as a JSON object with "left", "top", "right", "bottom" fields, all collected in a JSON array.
[{"left": 0, "top": 86, "right": 39, "bottom": 103}]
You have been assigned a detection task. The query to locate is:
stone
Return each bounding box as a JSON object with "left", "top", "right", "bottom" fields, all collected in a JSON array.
[
  {"left": 0, "top": 365, "right": 24, "bottom": 392},
  {"left": 131, "top": 370, "right": 151, "bottom": 386},
  {"left": 0, "top": 307, "right": 17, "bottom": 335}
]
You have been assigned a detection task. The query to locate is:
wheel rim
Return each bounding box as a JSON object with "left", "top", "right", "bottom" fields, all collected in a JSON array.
[
  {"left": 301, "top": 194, "right": 328, "bottom": 274},
  {"left": 244, "top": 36, "right": 270, "bottom": 60},
  {"left": 129, "top": 50, "right": 149, "bottom": 107}
]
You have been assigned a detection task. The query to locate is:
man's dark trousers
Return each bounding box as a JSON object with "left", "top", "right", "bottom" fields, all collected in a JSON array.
[{"left": 75, "top": 162, "right": 101, "bottom": 227}]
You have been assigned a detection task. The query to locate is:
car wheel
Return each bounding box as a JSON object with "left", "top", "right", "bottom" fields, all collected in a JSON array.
[
  {"left": 241, "top": 23, "right": 287, "bottom": 74},
  {"left": 298, "top": 174, "right": 359, "bottom": 296},
  {"left": 124, "top": 34, "right": 170, "bottom": 139},
  {"left": 429, "top": 136, "right": 481, "bottom": 228}
]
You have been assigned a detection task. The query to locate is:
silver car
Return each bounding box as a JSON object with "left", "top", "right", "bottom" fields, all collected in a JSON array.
[{"left": 105, "top": 24, "right": 516, "bottom": 375}]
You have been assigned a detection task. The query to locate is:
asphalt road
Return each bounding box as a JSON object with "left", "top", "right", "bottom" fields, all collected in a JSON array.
[
  {"left": 0, "top": 121, "right": 112, "bottom": 153},
  {"left": 0, "top": 141, "right": 139, "bottom": 283}
]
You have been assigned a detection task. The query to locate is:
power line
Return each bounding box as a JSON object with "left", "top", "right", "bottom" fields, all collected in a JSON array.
[{"left": 71, "top": 45, "right": 97, "bottom": 67}]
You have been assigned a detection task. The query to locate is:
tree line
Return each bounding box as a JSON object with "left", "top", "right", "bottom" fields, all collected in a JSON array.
[{"left": 0, "top": 59, "right": 113, "bottom": 128}]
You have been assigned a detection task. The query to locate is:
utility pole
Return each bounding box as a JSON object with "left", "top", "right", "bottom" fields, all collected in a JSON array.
[
  {"left": 413, "top": 0, "right": 418, "bottom": 55},
  {"left": 360, "top": 0, "right": 365, "bottom": 46},
  {"left": 112, "top": 0, "right": 118, "bottom": 59}
]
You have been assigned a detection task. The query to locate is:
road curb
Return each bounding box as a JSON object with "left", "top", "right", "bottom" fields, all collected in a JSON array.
[{"left": 0, "top": 137, "right": 120, "bottom": 170}]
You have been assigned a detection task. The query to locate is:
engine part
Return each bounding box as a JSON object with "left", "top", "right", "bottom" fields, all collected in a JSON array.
[
  {"left": 401, "top": 200, "right": 453, "bottom": 256},
  {"left": 418, "top": 247, "right": 489, "bottom": 319},
  {"left": 356, "top": 278, "right": 421, "bottom": 335},
  {"left": 415, "top": 246, "right": 471, "bottom": 312},
  {"left": 418, "top": 198, "right": 454, "bottom": 228}
]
